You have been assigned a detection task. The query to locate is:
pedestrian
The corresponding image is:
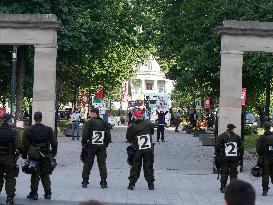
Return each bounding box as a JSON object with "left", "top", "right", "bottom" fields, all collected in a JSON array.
[
  {"left": 174, "top": 110, "right": 181, "bottom": 132},
  {"left": 81, "top": 108, "right": 110, "bottom": 189},
  {"left": 103, "top": 110, "right": 112, "bottom": 143},
  {"left": 22, "top": 111, "right": 58, "bottom": 200},
  {"left": 71, "top": 109, "right": 81, "bottom": 140},
  {"left": 0, "top": 114, "right": 22, "bottom": 205},
  {"left": 126, "top": 110, "right": 155, "bottom": 190},
  {"left": 256, "top": 121, "right": 273, "bottom": 196},
  {"left": 215, "top": 124, "right": 244, "bottom": 193},
  {"left": 156, "top": 109, "right": 168, "bottom": 142},
  {"left": 224, "top": 179, "right": 255, "bottom": 205}
]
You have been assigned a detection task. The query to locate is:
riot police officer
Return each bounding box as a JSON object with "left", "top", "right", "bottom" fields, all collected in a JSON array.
[
  {"left": 126, "top": 110, "right": 155, "bottom": 190},
  {"left": 256, "top": 122, "right": 273, "bottom": 196},
  {"left": 81, "top": 108, "right": 110, "bottom": 189},
  {"left": 22, "top": 111, "right": 58, "bottom": 200},
  {"left": 0, "top": 114, "right": 22, "bottom": 205},
  {"left": 215, "top": 124, "right": 243, "bottom": 193}
]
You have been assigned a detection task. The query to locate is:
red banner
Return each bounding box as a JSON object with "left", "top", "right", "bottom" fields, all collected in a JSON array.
[
  {"left": 242, "top": 88, "right": 247, "bottom": 106},
  {"left": 204, "top": 96, "right": 211, "bottom": 109},
  {"left": 0, "top": 108, "right": 6, "bottom": 118},
  {"left": 81, "top": 92, "right": 89, "bottom": 106}
]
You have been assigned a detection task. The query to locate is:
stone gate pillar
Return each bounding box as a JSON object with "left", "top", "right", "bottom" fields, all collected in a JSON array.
[
  {"left": 219, "top": 50, "right": 244, "bottom": 135},
  {"left": 32, "top": 44, "right": 58, "bottom": 128}
]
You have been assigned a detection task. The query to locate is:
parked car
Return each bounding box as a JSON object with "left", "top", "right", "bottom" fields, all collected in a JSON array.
[{"left": 245, "top": 112, "right": 258, "bottom": 134}]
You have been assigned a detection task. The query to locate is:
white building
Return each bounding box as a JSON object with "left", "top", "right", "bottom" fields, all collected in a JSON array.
[{"left": 131, "top": 57, "right": 174, "bottom": 101}]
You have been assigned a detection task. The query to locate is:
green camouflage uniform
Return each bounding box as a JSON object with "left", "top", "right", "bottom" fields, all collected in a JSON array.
[
  {"left": 22, "top": 123, "right": 58, "bottom": 195},
  {"left": 0, "top": 124, "right": 22, "bottom": 198},
  {"left": 126, "top": 119, "right": 155, "bottom": 185},
  {"left": 215, "top": 130, "right": 243, "bottom": 187},
  {"left": 81, "top": 117, "right": 110, "bottom": 181},
  {"left": 256, "top": 130, "right": 273, "bottom": 191}
]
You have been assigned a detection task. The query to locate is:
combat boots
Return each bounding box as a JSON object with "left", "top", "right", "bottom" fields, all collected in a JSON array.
[
  {"left": 81, "top": 179, "right": 89, "bottom": 188},
  {"left": 262, "top": 186, "right": 269, "bottom": 196},
  {"left": 100, "top": 178, "right": 108, "bottom": 189},
  {"left": 27, "top": 192, "right": 38, "bottom": 200},
  {"left": 127, "top": 182, "right": 135, "bottom": 190},
  {"left": 220, "top": 184, "right": 226, "bottom": 193},
  {"left": 148, "top": 183, "right": 155, "bottom": 190},
  {"left": 6, "top": 196, "right": 14, "bottom": 205},
  {"left": 44, "top": 193, "right": 51, "bottom": 200}
]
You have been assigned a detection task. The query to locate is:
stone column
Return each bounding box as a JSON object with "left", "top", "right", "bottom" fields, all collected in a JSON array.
[
  {"left": 219, "top": 50, "right": 244, "bottom": 136},
  {"left": 154, "top": 80, "right": 158, "bottom": 92},
  {"left": 141, "top": 80, "right": 145, "bottom": 93},
  {"left": 32, "top": 44, "right": 57, "bottom": 129}
]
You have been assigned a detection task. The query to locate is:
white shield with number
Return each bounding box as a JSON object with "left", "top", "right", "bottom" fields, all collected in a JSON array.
[
  {"left": 137, "top": 134, "right": 152, "bottom": 150},
  {"left": 225, "top": 142, "right": 238, "bottom": 157},
  {"left": 92, "top": 131, "right": 105, "bottom": 145}
]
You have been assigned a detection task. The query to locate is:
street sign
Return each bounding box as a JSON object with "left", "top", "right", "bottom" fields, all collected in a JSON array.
[
  {"left": 0, "top": 108, "right": 6, "bottom": 118},
  {"left": 242, "top": 88, "right": 247, "bottom": 106}
]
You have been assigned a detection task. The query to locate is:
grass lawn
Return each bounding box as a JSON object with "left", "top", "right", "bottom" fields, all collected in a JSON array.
[{"left": 244, "top": 128, "right": 264, "bottom": 154}]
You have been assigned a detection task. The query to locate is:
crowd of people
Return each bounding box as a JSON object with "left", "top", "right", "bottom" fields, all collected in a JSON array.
[{"left": 0, "top": 105, "right": 271, "bottom": 205}]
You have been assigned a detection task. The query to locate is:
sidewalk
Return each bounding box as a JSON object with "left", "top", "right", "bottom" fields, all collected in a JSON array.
[{"left": 0, "top": 127, "right": 271, "bottom": 205}]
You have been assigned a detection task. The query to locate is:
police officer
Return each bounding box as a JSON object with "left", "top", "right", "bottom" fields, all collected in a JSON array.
[
  {"left": 215, "top": 124, "right": 243, "bottom": 193},
  {"left": 256, "top": 122, "right": 273, "bottom": 196},
  {"left": 0, "top": 114, "right": 22, "bottom": 205},
  {"left": 126, "top": 110, "right": 155, "bottom": 190},
  {"left": 81, "top": 108, "right": 110, "bottom": 189},
  {"left": 22, "top": 111, "right": 58, "bottom": 200}
]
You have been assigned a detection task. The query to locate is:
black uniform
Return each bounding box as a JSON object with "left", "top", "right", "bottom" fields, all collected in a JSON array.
[
  {"left": 215, "top": 130, "right": 243, "bottom": 192},
  {"left": 0, "top": 123, "right": 22, "bottom": 204},
  {"left": 81, "top": 117, "right": 110, "bottom": 188},
  {"left": 256, "top": 130, "right": 273, "bottom": 194},
  {"left": 22, "top": 123, "right": 58, "bottom": 199},
  {"left": 126, "top": 119, "right": 155, "bottom": 190}
]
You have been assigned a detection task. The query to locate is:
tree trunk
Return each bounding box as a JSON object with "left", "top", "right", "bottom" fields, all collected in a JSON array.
[
  {"left": 256, "top": 105, "right": 265, "bottom": 126},
  {"left": 16, "top": 46, "right": 27, "bottom": 121}
]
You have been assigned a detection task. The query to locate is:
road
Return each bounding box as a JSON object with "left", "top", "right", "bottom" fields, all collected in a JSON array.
[{"left": 0, "top": 126, "right": 270, "bottom": 205}]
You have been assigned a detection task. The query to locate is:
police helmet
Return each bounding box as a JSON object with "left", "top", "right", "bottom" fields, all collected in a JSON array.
[
  {"left": 251, "top": 165, "right": 262, "bottom": 177},
  {"left": 22, "top": 159, "right": 38, "bottom": 174}
]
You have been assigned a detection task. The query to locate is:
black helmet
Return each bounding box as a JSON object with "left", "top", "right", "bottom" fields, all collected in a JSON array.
[
  {"left": 251, "top": 165, "right": 262, "bottom": 178},
  {"left": 126, "top": 145, "right": 135, "bottom": 166},
  {"left": 22, "top": 159, "right": 38, "bottom": 174}
]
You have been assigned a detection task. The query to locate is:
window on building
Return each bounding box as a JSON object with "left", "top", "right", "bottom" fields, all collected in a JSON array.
[
  {"left": 145, "top": 81, "right": 154, "bottom": 90},
  {"left": 157, "top": 80, "right": 165, "bottom": 92}
]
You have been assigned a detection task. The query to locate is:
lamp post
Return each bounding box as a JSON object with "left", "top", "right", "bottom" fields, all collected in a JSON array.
[
  {"left": 11, "top": 46, "right": 17, "bottom": 124},
  {"left": 265, "top": 54, "right": 271, "bottom": 122}
]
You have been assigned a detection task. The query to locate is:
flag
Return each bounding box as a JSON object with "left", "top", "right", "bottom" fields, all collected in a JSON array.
[{"left": 94, "top": 87, "right": 104, "bottom": 99}]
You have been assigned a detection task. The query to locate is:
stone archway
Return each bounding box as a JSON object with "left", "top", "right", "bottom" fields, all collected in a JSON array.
[
  {"left": 219, "top": 20, "right": 273, "bottom": 135},
  {"left": 0, "top": 14, "right": 61, "bottom": 129}
]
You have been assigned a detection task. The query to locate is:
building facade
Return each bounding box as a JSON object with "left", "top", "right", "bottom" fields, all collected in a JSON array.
[{"left": 131, "top": 57, "right": 174, "bottom": 101}]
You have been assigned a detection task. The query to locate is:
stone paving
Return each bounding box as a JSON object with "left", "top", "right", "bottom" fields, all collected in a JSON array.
[{"left": 0, "top": 126, "right": 272, "bottom": 205}]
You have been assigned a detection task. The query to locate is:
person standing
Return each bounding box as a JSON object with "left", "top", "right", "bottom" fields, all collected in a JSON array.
[
  {"left": 174, "top": 110, "right": 181, "bottom": 132},
  {"left": 156, "top": 110, "right": 168, "bottom": 142},
  {"left": 0, "top": 114, "right": 22, "bottom": 205},
  {"left": 256, "top": 122, "right": 273, "bottom": 196},
  {"left": 22, "top": 111, "right": 58, "bottom": 200},
  {"left": 81, "top": 108, "right": 110, "bottom": 189},
  {"left": 71, "top": 109, "right": 81, "bottom": 140},
  {"left": 126, "top": 110, "right": 155, "bottom": 190},
  {"left": 215, "top": 124, "right": 243, "bottom": 193}
]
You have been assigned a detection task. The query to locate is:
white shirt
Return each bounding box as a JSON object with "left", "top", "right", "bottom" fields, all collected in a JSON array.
[{"left": 71, "top": 112, "right": 81, "bottom": 122}]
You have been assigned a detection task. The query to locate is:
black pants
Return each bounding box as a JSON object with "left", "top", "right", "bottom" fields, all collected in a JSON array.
[{"left": 157, "top": 125, "right": 165, "bottom": 141}]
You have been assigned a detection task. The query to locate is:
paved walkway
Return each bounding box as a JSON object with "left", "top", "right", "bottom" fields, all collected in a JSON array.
[{"left": 0, "top": 127, "right": 271, "bottom": 205}]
